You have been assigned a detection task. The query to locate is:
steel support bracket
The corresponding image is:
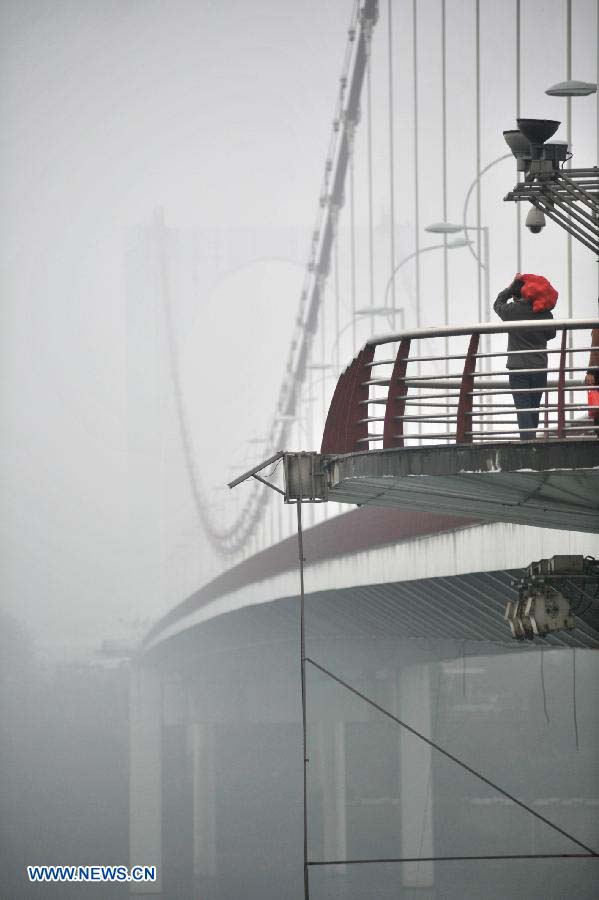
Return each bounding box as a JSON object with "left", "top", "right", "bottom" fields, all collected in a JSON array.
[{"left": 283, "top": 452, "right": 328, "bottom": 504}]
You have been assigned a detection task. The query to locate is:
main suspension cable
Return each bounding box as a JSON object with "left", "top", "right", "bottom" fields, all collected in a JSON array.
[{"left": 160, "top": 1, "right": 374, "bottom": 556}]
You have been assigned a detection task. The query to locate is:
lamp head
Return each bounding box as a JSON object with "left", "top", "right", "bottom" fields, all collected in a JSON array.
[
  {"left": 424, "top": 222, "right": 462, "bottom": 234},
  {"left": 504, "top": 120, "right": 567, "bottom": 174},
  {"left": 546, "top": 80, "right": 597, "bottom": 97},
  {"left": 503, "top": 129, "right": 532, "bottom": 171},
  {"left": 517, "top": 118, "right": 560, "bottom": 144}
]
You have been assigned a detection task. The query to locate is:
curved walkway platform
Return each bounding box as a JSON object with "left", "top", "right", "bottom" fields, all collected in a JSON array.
[{"left": 325, "top": 440, "right": 599, "bottom": 533}]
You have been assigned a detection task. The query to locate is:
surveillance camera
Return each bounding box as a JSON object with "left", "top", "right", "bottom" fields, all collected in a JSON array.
[{"left": 525, "top": 207, "right": 546, "bottom": 234}]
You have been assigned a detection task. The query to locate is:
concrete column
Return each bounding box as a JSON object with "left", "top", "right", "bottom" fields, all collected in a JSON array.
[
  {"left": 317, "top": 720, "right": 347, "bottom": 870},
  {"left": 399, "top": 663, "right": 434, "bottom": 888},
  {"left": 130, "top": 663, "right": 162, "bottom": 894},
  {"left": 192, "top": 723, "right": 217, "bottom": 881}
]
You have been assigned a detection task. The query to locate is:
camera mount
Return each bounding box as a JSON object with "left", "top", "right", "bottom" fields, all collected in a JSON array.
[
  {"left": 505, "top": 555, "right": 599, "bottom": 640},
  {"left": 503, "top": 118, "right": 599, "bottom": 256}
]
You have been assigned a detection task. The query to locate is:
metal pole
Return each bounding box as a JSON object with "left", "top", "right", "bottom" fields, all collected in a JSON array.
[
  {"left": 296, "top": 499, "right": 310, "bottom": 900},
  {"left": 483, "top": 226, "right": 491, "bottom": 429},
  {"left": 475, "top": 0, "right": 482, "bottom": 325},
  {"left": 413, "top": 0, "right": 421, "bottom": 331},
  {"left": 441, "top": 0, "right": 448, "bottom": 356},
  {"left": 350, "top": 151, "right": 357, "bottom": 353},
  {"left": 367, "top": 35, "right": 375, "bottom": 318},
  {"left": 334, "top": 230, "right": 340, "bottom": 373},
  {"left": 412, "top": 0, "right": 422, "bottom": 442},
  {"left": 462, "top": 153, "right": 510, "bottom": 263},
  {"left": 516, "top": 0, "right": 522, "bottom": 270},
  {"left": 483, "top": 227, "right": 490, "bottom": 323},
  {"left": 387, "top": 0, "right": 397, "bottom": 326},
  {"left": 566, "top": 0, "right": 573, "bottom": 420}
]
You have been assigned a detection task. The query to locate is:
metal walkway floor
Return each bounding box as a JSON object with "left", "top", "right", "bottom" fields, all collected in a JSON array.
[{"left": 325, "top": 440, "right": 599, "bottom": 534}]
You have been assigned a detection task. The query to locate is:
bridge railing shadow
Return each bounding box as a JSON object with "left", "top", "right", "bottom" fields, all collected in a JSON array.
[{"left": 321, "top": 319, "right": 599, "bottom": 453}]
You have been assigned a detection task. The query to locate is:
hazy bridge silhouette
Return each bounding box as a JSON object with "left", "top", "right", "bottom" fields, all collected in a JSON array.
[{"left": 131, "top": 2, "right": 599, "bottom": 897}]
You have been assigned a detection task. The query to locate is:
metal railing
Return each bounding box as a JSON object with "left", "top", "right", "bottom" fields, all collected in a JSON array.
[{"left": 321, "top": 319, "right": 599, "bottom": 453}]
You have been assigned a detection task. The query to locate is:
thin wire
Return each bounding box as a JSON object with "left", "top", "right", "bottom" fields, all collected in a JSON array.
[
  {"left": 413, "top": 0, "right": 422, "bottom": 442},
  {"left": 296, "top": 496, "right": 310, "bottom": 900},
  {"left": 350, "top": 152, "right": 357, "bottom": 353},
  {"left": 308, "top": 853, "right": 598, "bottom": 866},
  {"left": 413, "top": 0, "right": 421, "bottom": 330},
  {"left": 566, "top": 0, "right": 574, "bottom": 419},
  {"left": 475, "top": 0, "right": 482, "bottom": 324},
  {"left": 540, "top": 644, "right": 550, "bottom": 723},
  {"left": 572, "top": 648, "right": 580, "bottom": 751},
  {"left": 567, "top": 0, "right": 573, "bottom": 322},
  {"left": 320, "top": 289, "right": 326, "bottom": 426},
  {"left": 261, "top": 457, "right": 284, "bottom": 480},
  {"left": 387, "top": 0, "right": 397, "bottom": 324},
  {"left": 334, "top": 232, "right": 340, "bottom": 373},
  {"left": 305, "top": 656, "right": 598, "bottom": 856},
  {"left": 415, "top": 662, "right": 444, "bottom": 873},
  {"left": 367, "top": 34, "right": 375, "bottom": 316},
  {"left": 441, "top": 0, "right": 449, "bottom": 364},
  {"left": 516, "top": 0, "right": 522, "bottom": 271}
]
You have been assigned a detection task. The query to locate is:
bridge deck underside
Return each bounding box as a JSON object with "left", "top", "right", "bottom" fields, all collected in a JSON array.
[
  {"left": 151, "top": 569, "right": 599, "bottom": 663},
  {"left": 326, "top": 441, "right": 599, "bottom": 534}
]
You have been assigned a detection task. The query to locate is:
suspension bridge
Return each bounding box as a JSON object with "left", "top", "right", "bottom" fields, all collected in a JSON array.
[{"left": 131, "top": 2, "right": 599, "bottom": 898}]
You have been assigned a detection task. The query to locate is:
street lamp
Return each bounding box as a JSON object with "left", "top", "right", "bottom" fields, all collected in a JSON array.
[
  {"left": 545, "top": 80, "right": 597, "bottom": 97},
  {"left": 460, "top": 154, "right": 512, "bottom": 264},
  {"left": 378, "top": 236, "right": 472, "bottom": 325},
  {"left": 425, "top": 222, "right": 490, "bottom": 325},
  {"left": 327, "top": 239, "right": 472, "bottom": 357}
]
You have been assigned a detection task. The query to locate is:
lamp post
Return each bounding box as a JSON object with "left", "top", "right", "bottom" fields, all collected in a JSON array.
[
  {"left": 425, "top": 221, "right": 493, "bottom": 420},
  {"left": 353, "top": 237, "right": 472, "bottom": 335},
  {"left": 425, "top": 222, "right": 491, "bottom": 326},
  {"left": 318, "top": 237, "right": 472, "bottom": 381},
  {"left": 359, "top": 237, "right": 471, "bottom": 439},
  {"left": 322, "top": 238, "right": 471, "bottom": 369},
  {"left": 432, "top": 152, "right": 513, "bottom": 333}
]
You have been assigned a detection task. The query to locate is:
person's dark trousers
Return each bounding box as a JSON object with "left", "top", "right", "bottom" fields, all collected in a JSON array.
[{"left": 509, "top": 370, "right": 547, "bottom": 441}]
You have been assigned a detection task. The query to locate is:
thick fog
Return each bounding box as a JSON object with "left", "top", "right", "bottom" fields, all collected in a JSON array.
[
  {"left": 1, "top": 1, "right": 598, "bottom": 898},
  {"left": 2, "top": 0, "right": 597, "bottom": 652},
  {"left": 1, "top": 0, "right": 356, "bottom": 654}
]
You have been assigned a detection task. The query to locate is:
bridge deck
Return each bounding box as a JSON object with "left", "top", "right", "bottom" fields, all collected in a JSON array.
[{"left": 325, "top": 440, "right": 599, "bottom": 534}]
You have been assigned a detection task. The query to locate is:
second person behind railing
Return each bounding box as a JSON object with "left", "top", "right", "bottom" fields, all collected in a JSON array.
[{"left": 493, "top": 274, "right": 558, "bottom": 441}]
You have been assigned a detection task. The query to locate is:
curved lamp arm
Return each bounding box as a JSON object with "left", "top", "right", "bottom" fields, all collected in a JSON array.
[{"left": 462, "top": 153, "right": 511, "bottom": 264}]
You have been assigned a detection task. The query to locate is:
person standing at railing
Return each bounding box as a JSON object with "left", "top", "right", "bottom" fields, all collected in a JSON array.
[{"left": 493, "top": 274, "right": 557, "bottom": 441}]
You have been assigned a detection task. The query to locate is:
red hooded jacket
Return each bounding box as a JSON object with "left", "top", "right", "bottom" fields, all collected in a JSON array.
[{"left": 516, "top": 273, "right": 558, "bottom": 313}]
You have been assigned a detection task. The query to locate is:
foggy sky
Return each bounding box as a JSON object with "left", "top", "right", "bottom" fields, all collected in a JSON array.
[{"left": 1, "top": 0, "right": 597, "bottom": 657}]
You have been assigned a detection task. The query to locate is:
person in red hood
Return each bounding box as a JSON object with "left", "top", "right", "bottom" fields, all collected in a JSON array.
[{"left": 493, "top": 274, "right": 557, "bottom": 440}]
